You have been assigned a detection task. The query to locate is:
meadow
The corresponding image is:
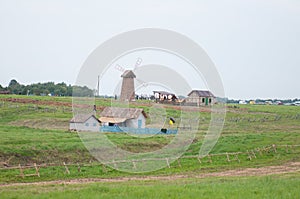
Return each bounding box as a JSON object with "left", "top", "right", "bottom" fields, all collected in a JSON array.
[
  {"left": 0, "top": 95, "right": 299, "bottom": 198},
  {"left": 1, "top": 173, "right": 300, "bottom": 199}
]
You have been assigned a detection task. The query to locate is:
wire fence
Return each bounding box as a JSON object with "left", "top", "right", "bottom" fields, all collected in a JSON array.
[{"left": 0, "top": 144, "right": 299, "bottom": 178}]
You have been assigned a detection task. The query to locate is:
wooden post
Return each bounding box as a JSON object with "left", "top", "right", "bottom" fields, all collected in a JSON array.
[
  {"left": 272, "top": 144, "right": 277, "bottom": 153},
  {"left": 34, "top": 163, "right": 40, "bottom": 177},
  {"left": 63, "top": 162, "right": 70, "bottom": 174},
  {"left": 197, "top": 157, "right": 202, "bottom": 164},
  {"left": 247, "top": 150, "right": 252, "bottom": 161},
  {"left": 251, "top": 150, "right": 257, "bottom": 159},
  {"left": 77, "top": 163, "right": 81, "bottom": 172},
  {"left": 166, "top": 158, "right": 170, "bottom": 168},
  {"left": 207, "top": 155, "right": 212, "bottom": 163},
  {"left": 132, "top": 161, "right": 137, "bottom": 170},
  {"left": 19, "top": 164, "right": 24, "bottom": 178},
  {"left": 226, "top": 153, "right": 230, "bottom": 162}
]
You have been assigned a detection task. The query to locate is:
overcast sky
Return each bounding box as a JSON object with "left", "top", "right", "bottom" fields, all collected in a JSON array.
[{"left": 0, "top": 0, "right": 299, "bottom": 99}]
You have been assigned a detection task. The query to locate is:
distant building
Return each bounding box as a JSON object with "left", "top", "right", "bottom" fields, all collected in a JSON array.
[
  {"left": 184, "top": 90, "right": 215, "bottom": 106},
  {"left": 265, "top": 101, "right": 273, "bottom": 105},
  {"left": 0, "top": 91, "right": 10, "bottom": 95},
  {"left": 99, "top": 107, "right": 147, "bottom": 128},
  {"left": 239, "top": 100, "right": 247, "bottom": 105},
  {"left": 249, "top": 100, "right": 256, "bottom": 105},
  {"left": 294, "top": 101, "right": 300, "bottom": 106},
  {"left": 120, "top": 70, "right": 136, "bottom": 101},
  {"left": 153, "top": 91, "right": 178, "bottom": 103},
  {"left": 69, "top": 114, "right": 100, "bottom": 132}
]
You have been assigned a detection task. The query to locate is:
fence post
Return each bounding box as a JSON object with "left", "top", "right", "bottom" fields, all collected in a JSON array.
[
  {"left": 226, "top": 153, "right": 230, "bottom": 162},
  {"left": 272, "top": 144, "right": 277, "bottom": 153},
  {"left": 197, "top": 157, "right": 202, "bottom": 164},
  {"left": 165, "top": 158, "right": 170, "bottom": 168},
  {"left": 19, "top": 164, "right": 24, "bottom": 178},
  {"left": 247, "top": 150, "right": 252, "bottom": 161},
  {"left": 77, "top": 163, "right": 81, "bottom": 172},
  {"left": 207, "top": 155, "right": 212, "bottom": 163},
  {"left": 251, "top": 150, "right": 257, "bottom": 159},
  {"left": 34, "top": 163, "right": 40, "bottom": 177},
  {"left": 132, "top": 161, "right": 137, "bottom": 170},
  {"left": 63, "top": 162, "right": 70, "bottom": 174}
]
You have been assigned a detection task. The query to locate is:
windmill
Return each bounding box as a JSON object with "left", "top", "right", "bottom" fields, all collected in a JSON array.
[{"left": 120, "top": 70, "right": 136, "bottom": 101}]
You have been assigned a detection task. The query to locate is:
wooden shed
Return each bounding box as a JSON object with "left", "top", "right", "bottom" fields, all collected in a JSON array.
[{"left": 184, "top": 90, "right": 215, "bottom": 106}]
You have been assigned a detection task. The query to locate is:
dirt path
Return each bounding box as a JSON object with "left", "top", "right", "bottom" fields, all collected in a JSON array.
[{"left": 1, "top": 162, "right": 299, "bottom": 187}]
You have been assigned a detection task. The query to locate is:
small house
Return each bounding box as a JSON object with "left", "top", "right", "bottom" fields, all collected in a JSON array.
[
  {"left": 153, "top": 91, "right": 177, "bottom": 102},
  {"left": 185, "top": 90, "right": 215, "bottom": 106},
  {"left": 69, "top": 114, "right": 100, "bottom": 132},
  {"left": 99, "top": 107, "right": 147, "bottom": 128}
]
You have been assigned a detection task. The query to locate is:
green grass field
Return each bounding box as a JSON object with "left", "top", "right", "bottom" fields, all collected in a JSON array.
[
  {"left": 0, "top": 95, "right": 299, "bottom": 198},
  {"left": 1, "top": 173, "right": 300, "bottom": 199}
]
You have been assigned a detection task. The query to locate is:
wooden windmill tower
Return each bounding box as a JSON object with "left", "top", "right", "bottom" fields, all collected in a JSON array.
[{"left": 120, "top": 70, "right": 136, "bottom": 101}]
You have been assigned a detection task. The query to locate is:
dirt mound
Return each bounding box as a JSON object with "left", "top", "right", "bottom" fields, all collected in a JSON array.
[
  {"left": 1, "top": 97, "right": 104, "bottom": 110},
  {"left": 1, "top": 97, "right": 72, "bottom": 107}
]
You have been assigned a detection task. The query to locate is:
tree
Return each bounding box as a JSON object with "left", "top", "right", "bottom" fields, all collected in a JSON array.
[
  {"left": 8, "top": 79, "right": 22, "bottom": 94},
  {"left": 4, "top": 80, "right": 94, "bottom": 96},
  {"left": 8, "top": 79, "right": 18, "bottom": 87}
]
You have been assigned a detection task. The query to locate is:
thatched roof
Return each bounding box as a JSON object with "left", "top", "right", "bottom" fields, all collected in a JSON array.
[
  {"left": 98, "top": 117, "right": 127, "bottom": 123},
  {"left": 100, "top": 107, "right": 147, "bottom": 120}
]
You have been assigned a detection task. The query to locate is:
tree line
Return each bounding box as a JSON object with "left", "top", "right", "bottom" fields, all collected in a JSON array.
[{"left": 0, "top": 79, "right": 94, "bottom": 97}]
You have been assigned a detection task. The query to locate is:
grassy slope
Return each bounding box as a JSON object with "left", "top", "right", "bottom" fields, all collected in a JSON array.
[{"left": 0, "top": 95, "right": 299, "bottom": 184}]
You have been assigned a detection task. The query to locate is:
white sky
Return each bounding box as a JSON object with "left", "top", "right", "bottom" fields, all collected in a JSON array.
[{"left": 0, "top": 0, "right": 299, "bottom": 99}]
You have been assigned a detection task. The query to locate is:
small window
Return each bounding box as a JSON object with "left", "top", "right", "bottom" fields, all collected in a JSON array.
[
  {"left": 85, "top": 123, "right": 89, "bottom": 126},
  {"left": 209, "top": 98, "right": 212, "bottom": 103},
  {"left": 93, "top": 123, "right": 96, "bottom": 127},
  {"left": 202, "top": 98, "right": 205, "bottom": 103}
]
